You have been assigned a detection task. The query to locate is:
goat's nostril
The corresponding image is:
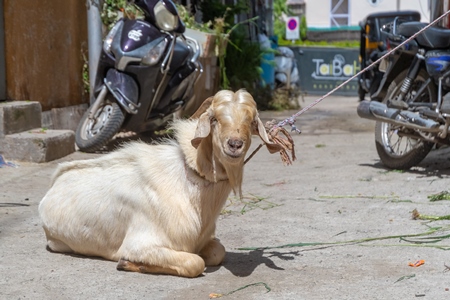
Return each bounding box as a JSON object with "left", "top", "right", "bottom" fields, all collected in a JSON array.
[{"left": 228, "top": 139, "right": 243, "bottom": 150}]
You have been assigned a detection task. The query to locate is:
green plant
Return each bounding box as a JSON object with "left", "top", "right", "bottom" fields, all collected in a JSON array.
[
  {"left": 222, "top": 194, "right": 281, "bottom": 215},
  {"left": 164, "top": 3, "right": 264, "bottom": 92},
  {"left": 199, "top": 0, "right": 248, "bottom": 26},
  {"left": 300, "top": 15, "right": 307, "bottom": 40},
  {"left": 195, "top": 2, "right": 258, "bottom": 90},
  {"left": 177, "top": 4, "right": 212, "bottom": 32},
  {"left": 224, "top": 27, "right": 264, "bottom": 91},
  {"left": 273, "top": 0, "right": 293, "bottom": 39},
  {"left": 81, "top": 49, "right": 90, "bottom": 95},
  {"left": 267, "top": 87, "right": 301, "bottom": 111},
  {"left": 428, "top": 191, "right": 450, "bottom": 201},
  {"left": 278, "top": 38, "right": 359, "bottom": 48},
  {"left": 212, "top": 16, "right": 229, "bottom": 88},
  {"left": 248, "top": 85, "right": 273, "bottom": 111},
  {"left": 101, "top": 0, "right": 142, "bottom": 30},
  {"left": 412, "top": 209, "right": 450, "bottom": 221},
  {"left": 175, "top": 4, "right": 236, "bottom": 89}
]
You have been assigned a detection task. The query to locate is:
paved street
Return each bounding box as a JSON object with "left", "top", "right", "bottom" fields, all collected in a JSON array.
[{"left": 3, "top": 95, "right": 450, "bottom": 299}]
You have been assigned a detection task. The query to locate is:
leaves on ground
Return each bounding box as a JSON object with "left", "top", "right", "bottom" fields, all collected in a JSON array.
[
  {"left": 222, "top": 194, "right": 282, "bottom": 215},
  {"left": 428, "top": 191, "right": 450, "bottom": 202}
]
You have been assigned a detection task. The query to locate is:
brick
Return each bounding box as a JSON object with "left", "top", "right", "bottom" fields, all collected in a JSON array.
[
  {"left": 0, "top": 101, "right": 42, "bottom": 137},
  {"left": 50, "top": 104, "right": 87, "bottom": 131},
  {"left": 0, "top": 129, "right": 75, "bottom": 163}
]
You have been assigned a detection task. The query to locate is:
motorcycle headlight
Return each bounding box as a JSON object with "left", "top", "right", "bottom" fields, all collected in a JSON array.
[
  {"left": 142, "top": 39, "right": 167, "bottom": 66},
  {"left": 154, "top": 2, "right": 178, "bottom": 31},
  {"left": 103, "top": 21, "right": 122, "bottom": 54}
]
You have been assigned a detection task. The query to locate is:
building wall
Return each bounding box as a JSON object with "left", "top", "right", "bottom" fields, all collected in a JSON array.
[
  {"left": 3, "top": 0, "right": 89, "bottom": 111},
  {"left": 305, "top": 1, "right": 331, "bottom": 28},
  {"left": 306, "top": 0, "right": 429, "bottom": 28}
]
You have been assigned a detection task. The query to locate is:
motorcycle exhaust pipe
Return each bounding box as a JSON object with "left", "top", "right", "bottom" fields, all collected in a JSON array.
[{"left": 357, "top": 100, "right": 441, "bottom": 132}]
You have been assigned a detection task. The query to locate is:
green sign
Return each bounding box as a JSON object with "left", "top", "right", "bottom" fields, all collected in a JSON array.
[{"left": 291, "top": 46, "right": 360, "bottom": 96}]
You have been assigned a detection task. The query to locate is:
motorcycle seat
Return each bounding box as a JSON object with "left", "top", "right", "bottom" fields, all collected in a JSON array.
[{"left": 398, "top": 21, "right": 450, "bottom": 49}]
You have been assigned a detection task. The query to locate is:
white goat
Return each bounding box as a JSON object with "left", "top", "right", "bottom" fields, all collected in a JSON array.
[{"left": 38, "top": 89, "right": 281, "bottom": 277}]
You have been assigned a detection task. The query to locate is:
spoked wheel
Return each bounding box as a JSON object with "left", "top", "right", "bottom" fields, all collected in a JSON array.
[
  {"left": 375, "top": 69, "right": 437, "bottom": 170},
  {"left": 75, "top": 96, "right": 125, "bottom": 153}
]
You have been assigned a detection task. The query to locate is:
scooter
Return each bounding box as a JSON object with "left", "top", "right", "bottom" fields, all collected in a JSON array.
[{"left": 76, "top": 0, "right": 202, "bottom": 153}]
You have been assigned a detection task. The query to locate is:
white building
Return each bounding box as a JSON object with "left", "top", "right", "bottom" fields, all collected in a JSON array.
[{"left": 304, "top": 0, "right": 430, "bottom": 29}]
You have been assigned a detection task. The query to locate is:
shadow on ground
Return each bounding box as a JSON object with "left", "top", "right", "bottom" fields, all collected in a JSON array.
[
  {"left": 360, "top": 145, "right": 450, "bottom": 178},
  {"left": 205, "top": 250, "right": 301, "bottom": 277}
]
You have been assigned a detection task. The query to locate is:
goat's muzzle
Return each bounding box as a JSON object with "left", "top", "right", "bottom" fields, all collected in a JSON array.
[{"left": 225, "top": 138, "right": 245, "bottom": 158}]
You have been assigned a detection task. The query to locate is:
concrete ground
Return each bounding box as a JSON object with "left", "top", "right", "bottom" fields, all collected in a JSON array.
[{"left": 2, "top": 95, "right": 450, "bottom": 299}]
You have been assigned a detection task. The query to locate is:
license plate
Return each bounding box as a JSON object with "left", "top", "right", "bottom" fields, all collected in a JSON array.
[{"left": 379, "top": 58, "right": 388, "bottom": 73}]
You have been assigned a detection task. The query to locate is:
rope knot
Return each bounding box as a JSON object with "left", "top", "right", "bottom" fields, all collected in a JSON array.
[{"left": 287, "top": 117, "right": 302, "bottom": 134}]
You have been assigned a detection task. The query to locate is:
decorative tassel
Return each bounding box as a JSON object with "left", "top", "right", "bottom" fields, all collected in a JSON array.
[{"left": 266, "top": 120, "right": 297, "bottom": 166}]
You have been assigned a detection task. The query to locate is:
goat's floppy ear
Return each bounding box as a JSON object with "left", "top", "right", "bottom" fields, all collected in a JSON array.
[
  {"left": 190, "top": 97, "right": 213, "bottom": 120},
  {"left": 191, "top": 112, "right": 212, "bottom": 149},
  {"left": 253, "top": 117, "right": 283, "bottom": 154}
]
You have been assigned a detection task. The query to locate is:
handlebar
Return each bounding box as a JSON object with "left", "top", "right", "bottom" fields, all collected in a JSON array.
[{"left": 380, "top": 18, "right": 404, "bottom": 42}]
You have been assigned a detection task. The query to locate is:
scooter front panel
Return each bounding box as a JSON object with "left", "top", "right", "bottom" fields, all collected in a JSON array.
[{"left": 121, "top": 20, "right": 160, "bottom": 52}]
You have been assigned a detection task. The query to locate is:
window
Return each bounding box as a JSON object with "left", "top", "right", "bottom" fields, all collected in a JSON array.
[{"left": 330, "top": 0, "right": 350, "bottom": 27}]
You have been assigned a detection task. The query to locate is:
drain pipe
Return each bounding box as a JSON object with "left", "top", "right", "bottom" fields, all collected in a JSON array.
[
  {"left": 86, "top": 0, "right": 103, "bottom": 105},
  {"left": 430, "top": 0, "right": 441, "bottom": 25}
]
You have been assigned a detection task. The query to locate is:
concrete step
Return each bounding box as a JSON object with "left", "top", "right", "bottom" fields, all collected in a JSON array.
[
  {"left": 0, "top": 101, "right": 42, "bottom": 137},
  {"left": 0, "top": 128, "right": 75, "bottom": 163}
]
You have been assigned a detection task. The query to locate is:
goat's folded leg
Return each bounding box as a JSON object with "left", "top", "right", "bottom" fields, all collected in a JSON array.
[
  {"left": 116, "top": 247, "right": 205, "bottom": 278},
  {"left": 199, "top": 238, "right": 225, "bottom": 266},
  {"left": 43, "top": 228, "right": 74, "bottom": 253}
]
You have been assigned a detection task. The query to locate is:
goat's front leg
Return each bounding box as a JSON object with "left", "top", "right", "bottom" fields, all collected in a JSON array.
[
  {"left": 116, "top": 247, "right": 205, "bottom": 278},
  {"left": 199, "top": 238, "right": 225, "bottom": 266}
]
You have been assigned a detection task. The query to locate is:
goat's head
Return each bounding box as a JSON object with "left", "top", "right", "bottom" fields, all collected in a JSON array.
[{"left": 191, "top": 89, "right": 282, "bottom": 164}]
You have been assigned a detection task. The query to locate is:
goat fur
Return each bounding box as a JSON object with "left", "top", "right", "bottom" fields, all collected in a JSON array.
[{"left": 38, "top": 89, "right": 281, "bottom": 277}]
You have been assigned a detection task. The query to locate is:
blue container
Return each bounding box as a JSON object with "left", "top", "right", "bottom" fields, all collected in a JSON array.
[
  {"left": 260, "top": 36, "right": 278, "bottom": 88},
  {"left": 261, "top": 52, "right": 275, "bottom": 88}
]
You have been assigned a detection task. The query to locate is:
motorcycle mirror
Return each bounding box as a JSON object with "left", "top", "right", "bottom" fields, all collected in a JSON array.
[
  {"left": 176, "top": 18, "right": 186, "bottom": 34},
  {"left": 160, "top": 0, "right": 178, "bottom": 16}
]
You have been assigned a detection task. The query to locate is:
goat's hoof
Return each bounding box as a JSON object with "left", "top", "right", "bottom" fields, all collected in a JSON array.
[
  {"left": 200, "top": 238, "right": 226, "bottom": 266},
  {"left": 117, "top": 258, "right": 157, "bottom": 273},
  {"left": 117, "top": 258, "right": 135, "bottom": 272}
]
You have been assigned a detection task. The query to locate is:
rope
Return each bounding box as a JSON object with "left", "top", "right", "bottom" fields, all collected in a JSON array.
[
  {"left": 273, "top": 10, "right": 450, "bottom": 132},
  {"left": 244, "top": 144, "right": 263, "bottom": 164}
]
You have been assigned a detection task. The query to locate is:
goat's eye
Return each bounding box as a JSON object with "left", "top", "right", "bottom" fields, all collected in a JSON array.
[{"left": 210, "top": 117, "right": 217, "bottom": 124}]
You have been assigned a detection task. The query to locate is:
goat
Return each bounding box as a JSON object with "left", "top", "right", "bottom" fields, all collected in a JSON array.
[{"left": 38, "top": 89, "right": 282, "bottom": 277}]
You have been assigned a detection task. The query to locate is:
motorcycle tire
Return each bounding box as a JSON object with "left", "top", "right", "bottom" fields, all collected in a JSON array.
[
  {"left": 75, "top": 101, "right": 125, "bottom": 153},
  {"left": 375, "top": 69, "right": 436, "bottom": 170}
]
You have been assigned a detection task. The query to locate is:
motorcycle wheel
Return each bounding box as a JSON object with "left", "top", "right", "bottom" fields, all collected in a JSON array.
[
  {"left": 375, "top": 69, "right": 436, "bottom": 170},
  {"left": 75, "top": 100, "right": 125, "bottom": 153}
]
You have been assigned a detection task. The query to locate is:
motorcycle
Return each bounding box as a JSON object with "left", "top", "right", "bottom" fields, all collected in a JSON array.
[
  {"left": 76, "top": 0, "right": 202, "bottom": 153},
  {"left": 357, "top": 18, "right": 450, "bottom": 170},
  {"left": 357, "top": 11, "right": 420, "bottom": 101}
]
